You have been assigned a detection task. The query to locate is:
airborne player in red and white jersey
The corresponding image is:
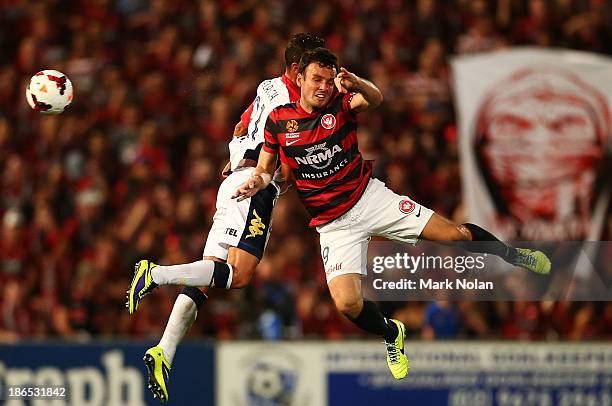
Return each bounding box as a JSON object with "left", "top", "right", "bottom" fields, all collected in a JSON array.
[{"left": 234, "top": 48, "right": 552, "bottom": 380}]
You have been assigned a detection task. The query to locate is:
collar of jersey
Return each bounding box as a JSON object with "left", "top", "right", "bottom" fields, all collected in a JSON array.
[{"left": 281, "top": 74, "right": 301, "bottom": 102}]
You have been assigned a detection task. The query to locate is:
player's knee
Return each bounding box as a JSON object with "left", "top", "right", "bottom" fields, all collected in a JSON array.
[
  {"left": 333, "top": 296, "right": 363, "bottom": 319},
  {"left": 229, "top": 265, "right": 254, "bottom": 289},
  {"left": 445, "top": 223, "right": 471, "bottom": 241},
  {"left": 456, "top": 224, "right": 472, "bottom": 241}
]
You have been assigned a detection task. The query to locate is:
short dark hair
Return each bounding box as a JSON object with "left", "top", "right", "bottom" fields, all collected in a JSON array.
[
  {"left": 298, "top": 47, "right": 338, "bottom": 76},
  {"left": 284, "top": 33, "right": 326, "bottom": 67}
]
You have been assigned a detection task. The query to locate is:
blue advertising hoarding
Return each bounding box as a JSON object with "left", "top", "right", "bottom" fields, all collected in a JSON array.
[
  {"left": 4, "top": 340, "right": 610, "bottom": 405},
  {"left": 217, "top": 342, "right": 612, "bottom": 406},
  {"left": 328, "top": 371, "right": 612, "bottom": 405},
  {"left": 326, "top": 343, "right": 612, "bottom": 406},
  {"left": 0, "top": 341, "right": 214, "bottom": 405}
]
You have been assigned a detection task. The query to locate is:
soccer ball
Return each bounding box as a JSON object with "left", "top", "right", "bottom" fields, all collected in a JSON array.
[{"left": 26, "top": 70, "right": 73, "bottom": 115}]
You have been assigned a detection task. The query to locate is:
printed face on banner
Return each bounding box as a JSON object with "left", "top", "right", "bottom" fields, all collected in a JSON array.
[{"left": 474, "top": 67, "right": 610, "bottom": 239}]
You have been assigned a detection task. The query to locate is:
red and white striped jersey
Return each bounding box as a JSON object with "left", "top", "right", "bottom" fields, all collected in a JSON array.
[{"left": 263, "top": 92, "right": 372, "bottom": 227}]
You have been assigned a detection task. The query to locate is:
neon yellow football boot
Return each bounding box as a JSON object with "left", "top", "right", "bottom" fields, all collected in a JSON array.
[
  {"left": 512, "top": 248, "right": 551, "bottom": 274},
  {"left": 385, "top": 319, "right": 409, "bottom": 380},
  {"left": 126, "top": 260, "right": 158, "bottom": 314},
  {"left": 144, "top": 346, "right": 171, "bottom": 403}
]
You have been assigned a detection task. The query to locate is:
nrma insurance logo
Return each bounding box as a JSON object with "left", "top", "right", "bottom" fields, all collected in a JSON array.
[
  {"left": 244, "top": 351, "right": 302, "bottom": 406},
  {"left": 296, "top": 143, "right": 342, "bottom": 170}
]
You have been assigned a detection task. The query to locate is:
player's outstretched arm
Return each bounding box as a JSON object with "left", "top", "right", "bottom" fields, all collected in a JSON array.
[
  {"left": 232, "top": 149, "right": 277, "bottom": 202},
  {"left": 334, "top": 67, "right": 383, "bottom": 113}
]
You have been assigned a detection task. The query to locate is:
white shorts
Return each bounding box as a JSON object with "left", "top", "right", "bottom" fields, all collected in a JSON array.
[
  {"left": 203, "top": 168, "right": 278, "bottom": 261},
  {"left": 316, "top": 178, "right": 434, "bottom": 282}
]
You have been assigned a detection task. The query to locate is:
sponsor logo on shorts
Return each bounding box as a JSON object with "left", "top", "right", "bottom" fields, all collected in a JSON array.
[
  {"left": 399, "top": 199, "right": 416, "bottom": 214},
  {"left": 225, "top": 228, "right": 238, "bottom": 237},
  {"left": 246, "top": 209, "right": 266, "bottom": 238},
  {"left": 321, "top": 114, "right": 336, "bottom": 130},
  {"left": 325, "top": 262, "right": 342, "bottom": 275},
  {"left": 322, "top": 246, "right": 330, "bottom": 265},
  {"left": 286, "top": 119, "right": 299, "bottom": 132}
]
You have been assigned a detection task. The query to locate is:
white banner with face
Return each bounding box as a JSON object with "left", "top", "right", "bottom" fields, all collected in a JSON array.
[{"left": 452, "top": 48, "right": 611, "bottom": 240}]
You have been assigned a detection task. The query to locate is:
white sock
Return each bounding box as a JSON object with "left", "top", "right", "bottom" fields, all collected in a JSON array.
[
  {"left": 152, "top": 260, "right": 233, "bottom": 288},
  {"left": 158, "top": 294, "right": 198, "bottom": 365}
]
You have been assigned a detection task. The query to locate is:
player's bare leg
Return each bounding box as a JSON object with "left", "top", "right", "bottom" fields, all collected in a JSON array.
[
  {"left": 420, "top": 212, "right": 551, "bottom": 274},
  {"left": 328, "top": 274, "right": 409, "bottom": 379},
  {"left": 224, "top": 247, "right": 260, "bottom": 288},
  {"left": 328, "top": 274, "right": 363, "bottom": 318},
  {"left": 419, "top": 212, "right": 470, "bottom": 241}
]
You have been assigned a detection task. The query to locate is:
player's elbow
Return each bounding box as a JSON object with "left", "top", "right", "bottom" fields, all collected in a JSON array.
[
  {"left": 372, "top": 91, "right": 383, "bottom": 108},
  {"left": 363, "top": 93, "right": 382, "bottom": 111}
]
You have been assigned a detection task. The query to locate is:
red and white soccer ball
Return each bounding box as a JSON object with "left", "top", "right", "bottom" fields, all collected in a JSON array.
[{"left": 26, "top": 70, "right": 74, "bottom": 115}]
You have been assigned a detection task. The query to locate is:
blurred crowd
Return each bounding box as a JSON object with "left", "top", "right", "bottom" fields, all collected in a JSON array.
[{"left": 1, "top": 0, "right": 611, "bottom": 342}]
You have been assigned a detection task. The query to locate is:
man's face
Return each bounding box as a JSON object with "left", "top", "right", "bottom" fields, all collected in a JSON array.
[{"left": 298, "top": 63, "right": 336, "bottom": 111}]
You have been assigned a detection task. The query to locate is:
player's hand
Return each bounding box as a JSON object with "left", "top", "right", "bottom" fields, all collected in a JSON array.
[
  {"left": 334, "top": 67, "right": 360, "bottom": 94},
  {"left": 233, "top": 175, "right": 264, "bottom": 201}
]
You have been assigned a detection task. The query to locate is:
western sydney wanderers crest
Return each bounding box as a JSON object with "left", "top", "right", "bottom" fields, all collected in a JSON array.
[
  {"left": 399, "top": 199, "right": 415, "bottom": 214},
  {"left": 285, "top": 119, "right": 299, "bottom": 132},
  {"left": 321, "top": 114, "right": 336, "bottom": 130}
]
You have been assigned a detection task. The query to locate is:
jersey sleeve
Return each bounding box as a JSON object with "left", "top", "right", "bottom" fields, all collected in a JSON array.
[
  {"left": 341, "top": 92, "right": 358, "bottom": 120},
  {"left": 240, "top": 101, "right": 254, "bottom": 129},
  {"left": 262, "top": 111, "right": 280, "bottom": 154}
]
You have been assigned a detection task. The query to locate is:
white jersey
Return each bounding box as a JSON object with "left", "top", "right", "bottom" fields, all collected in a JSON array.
[
  {"left": 228, "top": 75, "right": 299, "bottom": 171},
  {"left": 204, "top": 75, "right": 298, "bottom": 261}
]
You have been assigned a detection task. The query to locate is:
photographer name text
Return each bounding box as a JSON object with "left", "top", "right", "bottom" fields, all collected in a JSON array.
[{"left": 373, "top": 278, "right": 493, "bottom": 290}]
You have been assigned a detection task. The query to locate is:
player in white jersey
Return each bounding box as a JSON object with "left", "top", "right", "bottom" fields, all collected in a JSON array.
[{"left": 125, "top": 33, "right": 325, "bottom": 402}]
